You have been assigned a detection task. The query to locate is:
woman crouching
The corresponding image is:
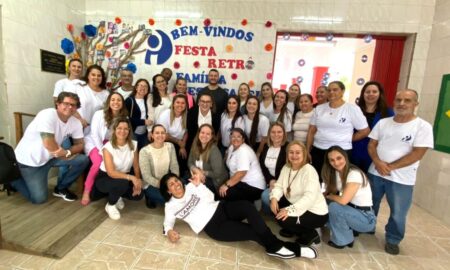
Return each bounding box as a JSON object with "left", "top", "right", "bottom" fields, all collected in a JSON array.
[{"left": 160, "top": 171, "right": 318, "bottom": 259}]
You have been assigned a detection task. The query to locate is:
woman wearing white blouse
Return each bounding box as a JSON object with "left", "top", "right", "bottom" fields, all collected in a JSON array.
[
  {"left": 147, "top": 74, "right": 172, "bottom": 130},
  {"left": 220, "top": 95, "right": 245, "bottom": 152},
  {"left": 292, "top": 94, "right": 314, "bottom": 144},
  {"left": 259, "top": 82, "right": 274, "bottom": 118}
]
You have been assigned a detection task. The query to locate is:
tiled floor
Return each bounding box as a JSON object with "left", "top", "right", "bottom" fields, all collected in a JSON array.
[{"left": 1, "top": 199, "right": 450, "bottom": 270}]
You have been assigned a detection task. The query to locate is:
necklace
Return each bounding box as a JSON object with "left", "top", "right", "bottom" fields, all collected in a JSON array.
[{"left": 286, "top": 168, "right": 300, "bottom": 198}]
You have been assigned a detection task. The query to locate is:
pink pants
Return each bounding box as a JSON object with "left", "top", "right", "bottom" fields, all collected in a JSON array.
[{"left": 84, "top": 147, "right": 103, "bottom": 194}]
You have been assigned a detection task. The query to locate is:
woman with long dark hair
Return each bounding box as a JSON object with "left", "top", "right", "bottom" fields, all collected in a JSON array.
[
  {"left": 219, "top": 95, "right": 245, "bottom": 153},
  {"left": 243, "top": 96, "right": 270, "bottom": 157},
  {"left": 147, "top": 74, "right": 172, "bottom": 130}
]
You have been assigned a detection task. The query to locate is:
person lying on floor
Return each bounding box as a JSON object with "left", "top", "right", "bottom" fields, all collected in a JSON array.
[{"left": 160, "top": 170, "right": 318, "bottom": 259}]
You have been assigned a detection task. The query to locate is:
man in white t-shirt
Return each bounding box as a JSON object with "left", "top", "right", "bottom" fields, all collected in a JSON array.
[
  {"left": 367, "top": 89, "right": 433, "bottom": 255},
  {"left": 12, "top": 92, "right": 89, "bottom": 204},
  {"left": 161, "top": 67, "right": 174, "bottom": 93},
  {"left": 115, "top": 69, "right": 134, "bottom": 99}
]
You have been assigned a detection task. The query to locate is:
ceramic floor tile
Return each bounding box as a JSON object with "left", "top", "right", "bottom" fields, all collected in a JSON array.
[
  {"left": 237, "top": 241, "right": 291, "bottom": 269},
  {"left": 0, "top": 250, "right": 31, "bottom": 268},
  {"left": 132, "top": 250, "right": 187, "bottom": 270},
  {"left": 185, "top": 257, "right": 237, "bottom": 270},
  {"left": 145, "top": 232, "right": 196, "bottom": 256},
  {"left": 191, "top": 237, "right": 237, "bottom": 263},
  {"left": 400, "top": 235, "right": 447, "bottom": 258},
  {"left": 432, "top": 237, "right": 450, "bottom": 254},
  {"left": 18, "top": 255, "right": 54, "bottom": 270},
  {"left": 371, "top": 252, "right": 424, "bottom": 269},
  {"left": 85, "top": 243, "right": 142, "bottom": 269},
  {"left": 302, "top": 259, "right": 334, "bottom": 270},
  {"left": 102, "top": 223, "right": 159, "bottom": 249}
]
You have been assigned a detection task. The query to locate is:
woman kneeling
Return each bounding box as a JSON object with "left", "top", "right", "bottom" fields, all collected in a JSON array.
[{"left": 160, "top": 171, "right": 318, "bottom": 259}]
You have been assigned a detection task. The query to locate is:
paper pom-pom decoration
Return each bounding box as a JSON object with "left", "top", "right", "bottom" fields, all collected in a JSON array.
[
  {"left": 108, "top": 36, "right": 114, "bottom": 42},
  {"left": 357, "top": 78, "right": 365, "bottom": 85},
  {"left": 446, "top": 110, "right": 450, "bottom": 118},
  {"left": 99, "top": 26, "right": 106, "bottom": 34},
  {"left": 241, "top": 19, "right": 248, "bottom": 26},
  {"left": 193, "top": 61, "right": 200, "bottom": 68},
  {"left": 175, "top": 19, "right": 182, "bottom": 26},
  {"left": 231, "top": 73, "right": 238, "bottom": 80},
  {"left": 174, "top": 62, "right": 180, "bottom": 69},
  {"left": 105, "top": 50, "right": 112, "bottom": 58},
  {"left": 126, "top": 63, "right": 137, "bottom": 74},
  {"left": 298, "top": 59, "right": 306, "bottom": 67},
  {"left": 81, "top": 32, "right": 87, "bottom": 40},
  {"left": 96, "top": 43, "right": 104, "bottom": 50},
  {"left": 74, "top": 36, "right": 81, "bottom": 43},
  {"left": 326, "top": 33, "right": 334, "bottom": 41},
  {"left": 66, "top": 24, "right": 74, "bottom": 33},
  {"left": 106, "top": 82, "right": 112, "bottom": 88},
  {"left": 265, "top": 21, "right": 272, "bottom": 28},
  {"left": 73, "top": 52, "right": 80, "bottom": 59},
  {"left": 248, "top": 80, "right": 255, "bottom": 88},
  {"left": 225, "top": 44, "right": 233, "bottom": 53},
  {"left": 364, "top": 34, "right": 373, "bottom": 43},
  {"left": 84, "top": 24, "right": 97, "bottom": 37},
  {"left": 204, "top": 18, "right": 211, "bottom": 27},
  {"left": 266, "top": 73, "right": 273, "bottom": 80},
  {"left": 264, "top": 43, "right": 273, "bottom": 52},
  {"left": 148, "top": 18, "right": 155, "bottom": 25},
  {"left": 61, "top": 38, "right": 74, "bottom": 54},
  {"left": 115, "top": 17, "right": 122, "bottom": 24},
  {"left": 361, "top": 55, "right": 368, "bottom": 63},
  {"left": 124, "top": 42, "right": 130, "bottom": 49}
]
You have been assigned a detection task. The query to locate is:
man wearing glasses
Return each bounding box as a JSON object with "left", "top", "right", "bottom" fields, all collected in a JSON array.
[{"left": 12, "top": 92, "right": 89, "bottom": 204}]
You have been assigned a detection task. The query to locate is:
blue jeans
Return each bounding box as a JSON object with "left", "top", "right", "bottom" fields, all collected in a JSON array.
[
  {"left": 12, "top": 154, "right": 89, "bottom": 204},
  {"left": 143, "top": 185, "right": 165, "bottom": 206},
  {"left": 261, "top": 188, "right": 273, "bottom": 215},
  {"left": 328, "top": 202, "right": 376, "bottom": 246},
  {"left": 57, "top": 137, "right": 72, "bottom": 180},
  {"left": 368, "top": 173, "right": 413, "bottom": 245}
]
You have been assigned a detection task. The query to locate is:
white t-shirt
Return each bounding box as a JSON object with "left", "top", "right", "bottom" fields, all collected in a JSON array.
[
  {"left": 260, "top": 100, "right": 274, "bottom": 118},
  {"left": 220, "top": 113, "right": 245, "bottom": 147},
  {"left": 15, "top": 108, "right": 83, "bottom": 167},
  {"left": 198, "top": 110, "right": 212, "bottom": 127},
  {"left": 100, "top": 140, "right": 137, "bottom": 173},
  {"left": 243, "top": 114, "right": 270, "bottom": 143},
  {"left": 287, "top": 101, "right": 295, "bottom": 114},
  {"left": 53, "top": 78, "right": 83, "bottom": 97},
  {"left": 135, "top": 98, "right": 147, "bottom": 134},
  {"left": 75, "top": 85, "right": 109, "bottom": 124},
  {"left": 265, "top": 147, "right": 281, "bottom": 177},
  {"left": 310, "top": 102, "right": 368, "bottom": 150},
  {"left": 226, "top": 144, "right": 265, "bottom": 190},
  {"left": 157, "top": 109, "right": 186, "bottom": 140},
  {"left": 84, "top": 110, "right": 112, "bottom": 154},
  {"left": 115, "top": 87, "right": 133, "bottom": 100},
  {"left": 336, "top": 169, "right": 372, "bottom": 207},
  {"left": 368, "top": 117, "right": 434, "bottom": 185},
  {"left": 293, "top": 110, "right": 314, "bottom": 143},
  {"left": 164, "top": 183, "right": 219, "bottom": 235},
  {"left": 269, "top": 110, "right": 293, "bottom": 132}
]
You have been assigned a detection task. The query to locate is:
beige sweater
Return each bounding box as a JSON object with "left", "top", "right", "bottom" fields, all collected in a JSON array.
[
  {"left": 270, "top": 164, "right": 328, "bottom": 217},
  {"left": 139, "top": 142, "right": 179, "bottom": 188}
]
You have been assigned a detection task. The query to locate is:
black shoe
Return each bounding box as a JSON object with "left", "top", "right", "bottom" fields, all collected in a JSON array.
[
  {"left": 297, "top": 234, "right": 321, "bottom": 246},
  {"left": 327, "top": 240, "right": 353, "bottom": 249},
  {"left": 266, "top": 246, "right": 296, "bottom": 259},
  {"left": 385, "top": 242, "right": 400, "bottom": 255},
  {"left": 279, "top": 228, "right": 295, "bottom": 238},
  {"left": 353, "top": 230, "right": 360, "bottom": 237},
  {"left": 53, "top": 187, "right": 77, "bottom": 201}
]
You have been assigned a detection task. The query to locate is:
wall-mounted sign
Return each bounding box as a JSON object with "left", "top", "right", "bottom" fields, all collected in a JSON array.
[{"left": 40, "top": 50, "right": 66, "bottom": 74}]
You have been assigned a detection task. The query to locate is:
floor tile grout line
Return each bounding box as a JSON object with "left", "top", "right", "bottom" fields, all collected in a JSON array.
[{"left": 183, "top": 235, "right": 198, "bottom": 270}]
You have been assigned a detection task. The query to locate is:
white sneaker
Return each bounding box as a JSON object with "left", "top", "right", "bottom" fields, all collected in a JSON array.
[
  {"left": 300, "top": 246, "right": 318, "bottom": 259},
  {"left": 105, "top": 203, "right": 121, "bottom": 220},
  {"left": 267, "top": 246, "right": 295, "bottom": 259},
  {"left": 116, "top": 197, "right": 125, "bottom": 210}
]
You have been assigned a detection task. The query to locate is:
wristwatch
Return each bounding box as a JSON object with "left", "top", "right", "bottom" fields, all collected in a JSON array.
[{"left": 65, "top": 150, "right": 72, "bottom": 158}]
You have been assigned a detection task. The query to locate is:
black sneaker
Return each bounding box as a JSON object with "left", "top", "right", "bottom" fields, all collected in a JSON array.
[
  {"left": 266, "top": 246, "right": 296, "bottom": 259},
  {"left": 53, "top": 187, "right": 78, "bottom": 201},
  {"left": 385, "top": 242, "right": 400, "bottom": 255}
]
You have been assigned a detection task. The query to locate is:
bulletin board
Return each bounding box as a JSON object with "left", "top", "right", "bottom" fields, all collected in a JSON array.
[{"left": 434, "top": 74, "right": 450, "bottom": 153}]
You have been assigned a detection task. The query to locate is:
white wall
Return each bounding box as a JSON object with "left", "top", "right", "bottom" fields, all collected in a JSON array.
[{"left": 0, "top": 0, "right": 85, "bottom": 144}]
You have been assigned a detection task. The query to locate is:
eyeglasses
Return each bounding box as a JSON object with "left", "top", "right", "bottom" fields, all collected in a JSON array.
[{"left": 61, "top": 102, "right": 77, "bottom": 108}]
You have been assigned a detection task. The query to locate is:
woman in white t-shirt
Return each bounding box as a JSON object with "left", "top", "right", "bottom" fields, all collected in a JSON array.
[
  {"left": 322, "top": 146, "right": 376, "bottom": 249},
  {"left": 157, "top": 94, "right": 189, "bottom": 175},
  {"left": 139, "top": 124, "right": 179, "bottom": 209},
  {"left": 125, "top": 78, "right": 153, "bottom": 150},
  {"left": 292, "top": 94, "right": 314, "bottom": 144},
  {"left": 270, "top": 90, "right": 293, "bottom": 133},
  {"left": 90, "top": 118, "right": 143, "bottom": 220},
  {"left": 52, "top": 58, "right": 83, "bottom": 103},
  {"left": 74, "top": 65, "right": 110, "bottom": 133},
  {"left": 306, "top": 81, "right": 369, "bottom": 183},
  {"left": 81, "top": 92, "right": 129, "bottom": 205},
  {"left": 147, "top": 74, "right": 173, "bottom": 128},
  {"left": 287, "top": 84, "right": 301, "bottom": 114},
  {"left": 259, "top": 82, "right": 274, "bottom": 118},
  {"left": 220, "top": 95, "right": 244, "bottom": 152},
  {"left": 243, "top": 96, "right": 270, "bottom": 156},
  {"left": 220, "top": 128, "right": 265, "bottom": 202}
]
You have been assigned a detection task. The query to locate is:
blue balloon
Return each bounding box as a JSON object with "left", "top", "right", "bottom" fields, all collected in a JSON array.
[
  {"left": 84, "top": 24, "right": 97, "bottom": 37},
  {"left": 126, "top": 63, "right": 137, "bottom": 74},
  {"left": 60, "top": 38, "right": 74, "bottom": 54}
]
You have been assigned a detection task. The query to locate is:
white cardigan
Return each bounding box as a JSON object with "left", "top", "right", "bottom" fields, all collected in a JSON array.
[{"left": 84, "top": 110, "right": 110, "bottom": 154}]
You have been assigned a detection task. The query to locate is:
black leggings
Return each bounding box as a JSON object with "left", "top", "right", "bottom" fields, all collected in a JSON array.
[
  {"left": 203, "top": 201, "right": 283, "bottom": 253},
  {"left": 277, "top": 196, "right": 328, "bottom": 241},
  {"left": 223, "top": 182, "right": 263, "bottom": 202},
  {"left": 90, "top": 171, "right": 144, "bottom": 204}
]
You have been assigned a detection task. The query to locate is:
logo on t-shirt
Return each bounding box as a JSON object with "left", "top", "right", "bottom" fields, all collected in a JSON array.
[
  {"left": 339, "top": 117, "right": 346, "bottom": 123},
  {"left": 401, "top": 135, "right": 412, "bottom": 142},
  {"left": 175, "top": 194, "right": 200, "bottom": 219}
]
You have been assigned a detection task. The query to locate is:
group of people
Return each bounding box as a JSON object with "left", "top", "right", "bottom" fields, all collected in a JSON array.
[{"left": 11, "top": 61, "right": 433, "bottom": 258}]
